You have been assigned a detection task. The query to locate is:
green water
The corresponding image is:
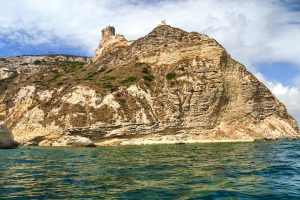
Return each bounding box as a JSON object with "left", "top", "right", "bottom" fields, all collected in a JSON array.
[{"left": 1, "top": 141, "right": 300, "bottom": 199}]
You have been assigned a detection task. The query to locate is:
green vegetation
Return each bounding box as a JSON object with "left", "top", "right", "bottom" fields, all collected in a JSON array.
[
  {"left": 142, "top": 67, "right": 149, "bottom": 74},
  {"left": 102, "top": 82, "right": 113, "bottom": 88},
  {"left": 101, "top": 82, "right": 118, "bottom": 92},
  {"left": 51, "top": 69, "right": 60, "bottom": 80},
  {"left": 98, "top": 68, "right": 106, "bottom": 73},
  {"left": 64, "top": 61, "right": 85, "bottom": 73},
  {"left": 139, "top": 65, "right": 154, "bottom": 83},
  {"left": 166, "top": 72, "right": 176, "bottom": 80},
  {"left": 143, "top": 75, "right": 154, "bottom": 82},
  {"left": 105, "top": 69, "right": 113, "bottom": 73},
  {"left": 83, "top": 72, "right": 96, "bottom": 80},
  {"left": 33, "top": 60, "right": 42, "bottom": 65},
  {"left": 121, "top": 76, "right": 137, "bottom": 85},
  {"left": 101, "top": 76, "right": 117, "bottom": 81},
  {"left": 82, "top": 76, "right": 93, "bottom": 81},
  {"left": 8, "top": 60, "right": 89, "bottom": 89},
  {"left": 15, "top": 59, "right": 156, "bottom": 92},
  {"left": 80, "top": 67, "right": 107, "bottom": 80}
]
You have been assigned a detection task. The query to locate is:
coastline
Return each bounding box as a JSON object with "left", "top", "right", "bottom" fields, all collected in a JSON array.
[
  {"left": 94, "top": 138, "right": 255, "bottom": 146},
  {"left": 11, "top": 129, "right": 300, "bottom": 147},
  {"left": 12, "top": 129, "right": 300, "bottom": 147},
  {"left": 94, "top": 138, "right": 300, "bottom": 146},
  {"left": 11, "top": 137, "right": 300, "bottom": 147}
]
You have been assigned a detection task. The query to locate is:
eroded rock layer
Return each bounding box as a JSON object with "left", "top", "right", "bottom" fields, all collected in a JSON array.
[{"left": 0, "top": 25, "right": 299, "bottom": 146}]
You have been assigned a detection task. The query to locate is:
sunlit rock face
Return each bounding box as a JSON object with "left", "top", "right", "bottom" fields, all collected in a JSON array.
[
  {"left": 92, "top": 25, "right": 129, "bottom": 62},
  {"left": 0, "top": 24, "right": 299, "bottom": 146}
]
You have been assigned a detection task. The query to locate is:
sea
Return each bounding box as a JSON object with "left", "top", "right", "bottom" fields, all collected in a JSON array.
[{"left": 0, "top": 141, "right": 300, "bottom": 199}]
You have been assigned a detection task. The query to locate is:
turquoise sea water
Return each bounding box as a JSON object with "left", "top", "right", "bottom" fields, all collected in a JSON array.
[{"left": 0, "top": 141, "right": 300, "bottom": 199}]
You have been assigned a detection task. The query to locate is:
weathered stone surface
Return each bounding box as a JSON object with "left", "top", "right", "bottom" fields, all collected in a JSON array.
[
  {"left": 0, "top": 24, "right": 299, "bottom": 146},
  {"left": 70, "top": 136, "right": 96, "bottom": 147},
  {"left": 0, "top": 124, "right": 18, "bottom": 148},
  {"left": 0, "top": 55, "right": 91, "bottom": 80},
  {"left": 37, "top": 136, "right": 96, "bottom": 147},
  {"left": 45, "top": 136, "right": 96, "bottom": 147},
  {"left": 92, "top": 26, "right": 130, "bottom": 62}
]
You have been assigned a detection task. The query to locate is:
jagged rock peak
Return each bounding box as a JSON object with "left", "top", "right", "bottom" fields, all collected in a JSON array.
[
  {"left": 102, "top": 25, "right": 115, "bottom": 38},
  {"left": 92, "top": 25, "right": 129, "bottom": 62}
]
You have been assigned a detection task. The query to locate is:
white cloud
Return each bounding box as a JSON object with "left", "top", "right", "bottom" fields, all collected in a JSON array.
[
  {"left": 0, "top": 0, "right": 299, "bottom": 63},
  {"left": 0, "top": 0, "right": 299, "bottom": 123}
]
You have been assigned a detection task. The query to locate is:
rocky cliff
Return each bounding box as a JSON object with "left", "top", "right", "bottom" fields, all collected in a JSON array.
[
  {"left": 0, "top": 24, "right": 299, "bottom": 146},
  {"left": 0, "top": 54, "right": 90, "bottom": 80}
]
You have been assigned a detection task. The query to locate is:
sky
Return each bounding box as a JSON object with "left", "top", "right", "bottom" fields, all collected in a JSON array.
[{"left": 0, "top": 0, "right": 300, "bottom": 123}]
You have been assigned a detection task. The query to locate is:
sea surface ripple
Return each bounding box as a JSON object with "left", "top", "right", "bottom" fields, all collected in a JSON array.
[{"left": 1, "top": 141, "right": 300, "bottom": 199}]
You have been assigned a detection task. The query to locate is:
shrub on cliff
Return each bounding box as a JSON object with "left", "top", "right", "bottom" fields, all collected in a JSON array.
[
  {"left": 121, "top": 76, "right": 137, "bottom": 85},
  {"left": 166, "top": 72, "right": 176, "bottom": 80},
  {"left": 143, "top": 75, "right": 154, "bottom": 82}
]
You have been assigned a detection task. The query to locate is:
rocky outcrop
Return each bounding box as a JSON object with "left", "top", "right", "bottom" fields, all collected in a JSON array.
[
  {"left": 0, "top": 24, "right": 299, "bottom": 146},
  {"left": 92, "top": 26, "right": 130, "bottom": 62},
  {"left": 0, "top": 124, "right": 18, "bottom": 148},
  {"left": 0, "top": 55, "right": 91, "bottom": 80},
  {"left": 38, "top": 135, "right": 96, "bottom": 147}
]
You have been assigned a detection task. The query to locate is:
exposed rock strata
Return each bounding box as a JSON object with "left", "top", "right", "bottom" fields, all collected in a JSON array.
[{"left": 0, "top": 25, "right": 299, "bottom": 146}]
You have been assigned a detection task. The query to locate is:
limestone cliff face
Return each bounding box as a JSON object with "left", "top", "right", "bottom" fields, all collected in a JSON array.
[{"left": 0, "top": 25, "right": 299, "bottom": 146}]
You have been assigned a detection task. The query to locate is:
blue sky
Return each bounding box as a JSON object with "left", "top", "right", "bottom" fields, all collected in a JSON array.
[{"left": 0, "top": 0, "right": 300, "bottom": 123}]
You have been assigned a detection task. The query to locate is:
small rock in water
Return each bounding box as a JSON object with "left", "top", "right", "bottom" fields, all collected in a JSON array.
[
  {"left": 49, "top": 135, "right": 96, "bottom": 147},
  {"left": 72, "top": 136, "right": 96, "bottom": 147},
  {"left": 0, "top": 124, "right": 18, "bottom": 149}
]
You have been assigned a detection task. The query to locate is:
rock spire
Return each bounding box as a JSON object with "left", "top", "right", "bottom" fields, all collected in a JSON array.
[{"left": 92, "top": 25, "right": 129, "bottom": 62}]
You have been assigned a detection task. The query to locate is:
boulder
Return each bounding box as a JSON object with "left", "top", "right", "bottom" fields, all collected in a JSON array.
[
  {"left": 72, "top": 136, "right": 96, "bottom": 147},
  {"left": 50, "top": 135, "right": 96, "bottom": 147},
  {"left": 0, "top": 124, "right": 18, "bottom": 148}
]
